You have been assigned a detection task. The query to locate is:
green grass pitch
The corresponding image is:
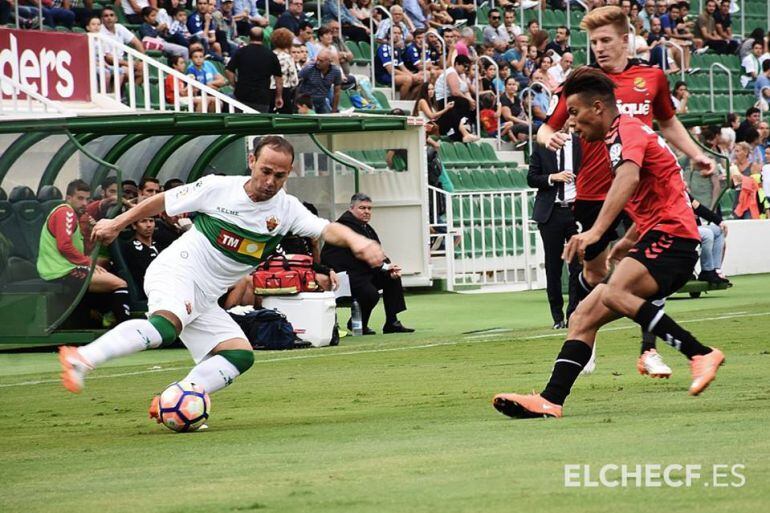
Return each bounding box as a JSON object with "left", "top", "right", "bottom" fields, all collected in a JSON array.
[{"left": 2, "top": 275, "right": 769, "bottom": 513}]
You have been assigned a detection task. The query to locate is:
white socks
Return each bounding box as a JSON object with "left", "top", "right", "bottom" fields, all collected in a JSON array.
[
  {"left": 78, "top": 319, "right": 164, "bottom": 368},
  {"left": 182, "top": 355, "right": 241, "bottom": 394}
]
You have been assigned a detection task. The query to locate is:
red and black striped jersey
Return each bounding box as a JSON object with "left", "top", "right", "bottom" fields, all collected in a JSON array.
[
  {"left": 545, "top": 60, "right": 676, "bottom": 201},
  {"left": 604, "top": 115, "right": 699, "bottom": 240}
]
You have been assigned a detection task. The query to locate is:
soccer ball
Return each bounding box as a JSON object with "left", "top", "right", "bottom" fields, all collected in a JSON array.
[{"left": 158, "top": 381, "right": 211, "bottom": 432}]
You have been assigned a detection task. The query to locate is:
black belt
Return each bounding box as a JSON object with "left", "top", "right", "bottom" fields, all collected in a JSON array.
[{"left": 554, "top": 202, "right": 574, "bottom": 208}]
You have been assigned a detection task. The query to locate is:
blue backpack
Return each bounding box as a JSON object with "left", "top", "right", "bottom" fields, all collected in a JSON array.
[{"left": 230, "top": 308, "right": 304, "bottom": 350}]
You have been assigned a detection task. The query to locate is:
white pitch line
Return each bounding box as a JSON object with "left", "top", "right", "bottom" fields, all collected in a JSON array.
[{"left": 1, "top": 311, "right": 767, "bottom": 389}]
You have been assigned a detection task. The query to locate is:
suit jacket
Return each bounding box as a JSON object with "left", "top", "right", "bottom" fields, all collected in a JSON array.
[
  {"left": 527, "top": 137, "right": 582, "bottom": 224},
  {"left": 321, "top": 210, "right": 384, "bottom": 276}
]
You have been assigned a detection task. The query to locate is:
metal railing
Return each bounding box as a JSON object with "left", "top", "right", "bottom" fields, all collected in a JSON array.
[
  {"left": 478, "top": 55, "right": 501, "bottom": 149},
  {"left": 660, "top": 39, "right": 686, "bottom": 83},
  {"left": 520, "top": 81, "right": 551, "bottom": 154},
  {"left": 425, "top": 29, "right": 448, "bottom": 107},
  {"left": 709, "top": 62, "right": 734, "bottom": 113},
  {"left": 370, "top": 5, "right": 394, "bottom": 99},
  {"left": 0, "top": 73, "right": 74, "bottom": 117},
  {"left": 428, "top": 185, "right": 543, "bottom": 290},
  {"left": 88, "top": 33, "right": 255, "bottom": 114}
]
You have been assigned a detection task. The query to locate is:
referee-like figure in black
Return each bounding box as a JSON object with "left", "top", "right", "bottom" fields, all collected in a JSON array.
[{"left": 527, "top": 131, "right": 581, "bottom": 329}]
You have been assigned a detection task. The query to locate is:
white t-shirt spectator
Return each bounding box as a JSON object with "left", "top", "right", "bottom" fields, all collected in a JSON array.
[
  {"left": 100, "top": 23, "right": 136, "bottom": 59},
  {"left": 547, "top": 65, "right": 570, "bottom": 86},
  {"left": 123, "top": 0, "right": 151, "bottom": 17},
  {"left": 376, "top": 19, "right": 410, "bottom": 42},
  {"left": 741, "top": 53, "right": 769, "bottom": 86},
  {"left": 435, "top": 67, "right": 468, "bottom": 101}
]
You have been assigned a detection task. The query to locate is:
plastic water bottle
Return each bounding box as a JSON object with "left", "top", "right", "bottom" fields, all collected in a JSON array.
[{"left": 351, "top": 300, "right": 363, "bottom": 336}]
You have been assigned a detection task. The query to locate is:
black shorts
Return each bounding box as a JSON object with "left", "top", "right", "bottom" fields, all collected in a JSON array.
[
  {"left": 573, "top": 200, "right": 626, "bottom": 262},
  {"left": 626, "top": 230, "right": 699, "bottom": 300},
  {"left": 51, "top": 266, "right": 90, "bottom": 293}
]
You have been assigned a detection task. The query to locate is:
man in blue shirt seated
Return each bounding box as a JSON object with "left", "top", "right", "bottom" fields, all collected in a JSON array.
[
  {"left": 187, "top": 0, "right": 223, "bottom": 59},
  {"left": 375, "top": 25, "right": 423, "bottom": 100},
  {"left": 274, "top": 0, "right": 307, "bottom": 35},
  {"left": 755, "top": 60, "right": 770, "bottom": 103},
  {"left": 297, "top": 49, "right": 342, "bottom": 113}
]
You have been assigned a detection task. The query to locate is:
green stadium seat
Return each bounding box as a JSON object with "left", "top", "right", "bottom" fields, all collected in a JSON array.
[{"left": 372, "top": 90, "right": 391, "bottom": 110}]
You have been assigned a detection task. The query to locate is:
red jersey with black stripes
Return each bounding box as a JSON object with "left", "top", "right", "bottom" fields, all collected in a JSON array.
[
  {"left": 545, "top": 60, "right": 676, "bottom": 201},
  {"left": 604, "top": 115, "right": 699, "bottom": 240}
]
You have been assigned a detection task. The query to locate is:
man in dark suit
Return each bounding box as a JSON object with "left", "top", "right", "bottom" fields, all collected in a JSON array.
[
  {"left": 321, "top": 193, "right": 414, "bottom": 335},
  {"left": 527, "top": 133, "right": 581, "bottom": 329}
]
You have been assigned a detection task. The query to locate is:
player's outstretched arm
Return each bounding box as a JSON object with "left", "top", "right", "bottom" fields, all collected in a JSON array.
[
  {"left": 535, "top": 123, "right": 570, "bottom": 151},
  {"left": 563, "top": 161, "right": 640, "bottom": 263},
  {"left": 321, "top": 222, "right": 386, "bottom": 268},
  {"left": 658, "top": 116, "right": 716, "bottom": 175},
  {"left": 91, "top": 192, "right": 167, "bottom": 245}
]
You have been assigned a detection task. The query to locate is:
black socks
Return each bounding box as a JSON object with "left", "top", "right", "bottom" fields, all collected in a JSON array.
[
  {"left": 541, "top": 340, "right": 593, "bottom": 406},
  {"left": 576, "top": 272, "right": 594, "bottom": 303},
  {"left": 111, "top": 288, "right": 130, "bottom": 323},
  {"left": 633, "top": 301, "right": 711, "bottom": 359},
  {"left": 640, "top": 330, "right": 657, "bottom": 354}
]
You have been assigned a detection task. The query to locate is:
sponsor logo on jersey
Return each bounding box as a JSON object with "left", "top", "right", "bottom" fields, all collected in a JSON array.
[
  {"left": 266, "top": 216, "right": 280, "bottom": 232},
  {"left": 617, "top": 100, "right": 651, "bottom": 116},
  {"left": 216, "top": 229, "right": 267, "bottom": 259},
  {"left": 216, "top": 206, "right": 240, "bottom": 216},
  {"left": 609, "top": 143, "right": 622, "bottom": 167},
  {"left": 547, "top": 93, "right": 559, "bottom": 116},
  {"left": 633, "top": 77, "right": 647, "bottom": 93}
]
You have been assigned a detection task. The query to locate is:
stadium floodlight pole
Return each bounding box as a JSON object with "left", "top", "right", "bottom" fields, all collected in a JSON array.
[
  {"left": 709, "top": 62, "right": 733, "bottom": 113},
  {"left": 422, "top": 29, "right": 447, "bottom": 97},
  {"left": 479, "top": 55, "right": 501, "bottom": 150}
]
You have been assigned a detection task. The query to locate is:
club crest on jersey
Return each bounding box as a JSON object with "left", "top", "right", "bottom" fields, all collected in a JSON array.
[
  {"left": 266, "top": 216, "right": 280, "bottom": 232},
  {"left": 633, "top": 77, "right": 647, "bottom": 92},
  {"left": 547, "top": 93, "right": 559, "bottom": 116},
  {"left": 609, "top": 143, "right": 622, "bottom": 167}
]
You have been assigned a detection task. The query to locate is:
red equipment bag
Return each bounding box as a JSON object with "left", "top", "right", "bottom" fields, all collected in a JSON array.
[{"left": 252, "top": 254, "right": 318, "bottom": 295}]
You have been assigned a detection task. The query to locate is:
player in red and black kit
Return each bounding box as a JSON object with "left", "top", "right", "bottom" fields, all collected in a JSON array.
[
  {"left": 536, "top": 6, "right": 715, "bottom": 377},
  {"left": 492, "top": 69, "right": 725, "bottom": 419}
]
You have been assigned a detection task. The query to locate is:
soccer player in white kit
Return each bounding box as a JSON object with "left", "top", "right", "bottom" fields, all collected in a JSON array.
[{"left": 58, "top": 136, "right": 385, "bottom": 422}]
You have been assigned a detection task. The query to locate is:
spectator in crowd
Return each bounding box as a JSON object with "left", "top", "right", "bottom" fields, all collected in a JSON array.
[
  {"left": 121, "top": 180, "right": 139, "bottom": 203},
  {"left": 738, "top": 27, "right": 765, "bottom": 61},
  {"left": 139, "top": 7, "right": 189, "bottom": 59},
  {"left": 187, "top": 48, "right": 226, "bottom": 90},
  {"left": 119, "top": 217, "right": 161, "bottom": 300},
  {"left": 501, "top": 34, "right": 529, "bottom": 86},
  {"left": 730, "top": 142, "right": 764, "bottom": 218},
  {"left": 523, "top": 44, "right": 539, "bottom": 81},
  {"left": 166, "top": 54, "right": 215, "bottom": 112},
  {"left": 298, "top": 20, "right": 319, "bottom": 61},
  {"left": 483, "top": 8, "right": 507, "bottom": 45},
  {"left": 22, "top": 0, "right": 75, "bottom": 28},
  {"left": 522, "top": 85, "right": 548, "bottom": 129},
  {"left": 713, "top": 0, "right": 735, "bottom": 43},
  {"left": 79, "top": 176, "right": 119, "bottom": 259},
  {"left": 653, "top": 0, "right": 667, "bottom": 19},
  {"left": 375, "top": 4, "right": 412, "bottom": 44},
  {"left": 274, "top": 0, "right": 306, "bottom": 34},
  {"left": 661, "top": 2, "right": 693, "bottom": 72},
  {"left": 762, "top": 147, "right": 770, "bottom": 200},
  {"left": 434, "top": 54, "right": 478, "bottom": 142},
  {"left": 86, "top": 15, "right": 127, "bottom": 92},
  {"left": 447, "top": 0, "right": 475, "bottom": 27},
  {"left": 744, "top": 128, "right": 764, "bottom": 164},
  {"left": 213, "top": 0, "right": 239, "bottom": 56},
  {"left": 321, "top": 193, "right": 414, "bottom": 335},
  {"left": 37, "top": 179, "right": 130, "bottom": 325},
  {"left": 695, "top": 0, "right": 738, "bottom": 55},
  {"left": 402, "top": 0, "right": 427, "bottom": 30},
  {"left": 100, "top": 6, "right": 146, "bottom": 83},
  {"left": 122, "top": 0, "right": 151, "bottom": 24},
  {"left": 297, "top": 49, "right": 342, "bottom": 113},
  {"left": 480, "top": 60, "right": 503, "bottom": 93},
  {"left": 456, "top": 27, "right": 479, "bottom": 61},
  {"left": 757, "top": 121, "right": 770, "bottom": 157},
  {"left": 375, "top": 25, "right": 422, "bottom": 99},
  {"left": 187, "top": 0, "right": 223, "bottom": 59},
  {"left": 138, "top": 177, "right": 161, "bottom": 202},
  {"left": 269, "top": 28, "right": 299, "bottom": 114},
  {"left": 754, "top": 60, "right": 770, "bottom": 104},
  {"left": 502, "top": 7, "right": 522, "bottom": 44},
  {"left": 351, "top": 0, "right": 374, "bottom": 28},
  {"left": 226, "top": 27, "right": 283, "bottom": 112},
  {"left": 690, "top": 195, "right": 729, "bottom": 285},
  {"left": 167, "top": 7, "right": 194, "bottom": 47},
  {"left": 531, "top": 54, "right": 559, "bottom": 91},
  {"left": 292, "top": 42, "right": 309, "bottom": 70},
  {"left": 638, "top": 0, "right": 655, "bottom": 31},
  {"left": 294, "top": 94, "right": 314, "bottom": 114},
  {"left": 411, "top": 82, "right": 455, "bottom": 140},
  {"left": 547, "top": 51, "right": 573, "bottom": 86},
  {"left": 233, "top": 0, "right": 269, "bottom": 35},
  {"left": 500, "top": 76, "right": 530, "bottom": 143},
  {"left": 326, "top": 20, "right": 355, "bottom": 77},
  {"left": 545, "top": 26, "right": 571, "bottom": 57},
  {"left": 671, "top": 80, "right": 689, "bottom": 114},
  {"left": 530, "top": 27, "right": 551, "bottom": 55},
  {"left": 402, "top": 28, "right": 434, "bottom": 78},
  {"left": 735, "top": 106, "right": 761, "bottom": 143},
  {"left": 163, "top": 178, "right": 184, "bottom": 191},
  {"left": 741, "top": 40, "right": 769, "bottom": 88}
]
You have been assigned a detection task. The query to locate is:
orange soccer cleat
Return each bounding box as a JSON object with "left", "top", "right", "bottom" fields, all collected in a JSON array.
[
  {"left": 689, "top": 348, "right": 725, "bottom": 396},
  {"left": 58, "top": 346, "right": 93, "bottom": 394},
  {"left": 492, "top": 392, "right": 563, "bottom": 419},
  {"left": 637, "top": 349, "right": 673, "bottom": 378}
]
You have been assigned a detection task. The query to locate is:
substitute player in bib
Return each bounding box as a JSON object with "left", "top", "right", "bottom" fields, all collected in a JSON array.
[
  {"left": 58, "top": 136, "right": 385, "bottom": 422},
  {"left": 537, "top": 6, "right": 715, "bottom": 377},
  {"left": 493, "top": 69, "right": 725, "bottom": 419}
]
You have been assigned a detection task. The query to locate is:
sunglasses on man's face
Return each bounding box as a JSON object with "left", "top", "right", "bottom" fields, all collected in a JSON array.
[{"left": 490, "top": 16, "right": 500, "bottom": 20}]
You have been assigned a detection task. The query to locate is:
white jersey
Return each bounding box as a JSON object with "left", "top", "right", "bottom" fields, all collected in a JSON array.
[{"left": 152, "top": 175, "right": 328, "bottom": 298}]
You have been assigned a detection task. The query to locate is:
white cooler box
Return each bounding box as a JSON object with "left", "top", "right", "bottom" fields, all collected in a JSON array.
[{"left": 262, "top": 292, "right": 337, "bottom": 347}]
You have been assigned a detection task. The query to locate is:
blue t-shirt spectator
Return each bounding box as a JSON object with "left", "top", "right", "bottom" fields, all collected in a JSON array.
[
  {"left": 187, "top": 11, "right": 206, "bottom": 38},
  {"left": 187, "top": 61, "right": 219, "bottom": 85},
  {"left": 660, "top": 13, "right": 677, "bottom": 33},
  {"left": 375, "top": 44, "right": 403, "bottom": 85},
  {"left": 402, "top": 42, "right": 425, "bottom": 73},
  {"left": 755, "top": 74, "right": 770, "bottom": 100}
]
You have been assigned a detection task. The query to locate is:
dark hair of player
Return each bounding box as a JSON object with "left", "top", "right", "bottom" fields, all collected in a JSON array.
[
  {"left": 253, "top": 136, "right": 295, "bottom": 165},
  {"left": 66, "top": 179, "right": 91, "bottom": 197},
  {"left": 562, "top": 67, "right": 618, "bottom": 107}
]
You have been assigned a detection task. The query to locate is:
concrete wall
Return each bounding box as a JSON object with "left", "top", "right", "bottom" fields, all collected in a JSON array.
[{"left": 721, "top": 219, "right": 770, "bottom": 276}]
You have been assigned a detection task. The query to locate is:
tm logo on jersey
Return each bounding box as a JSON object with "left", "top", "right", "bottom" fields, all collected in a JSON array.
[
  {"left": 216, "top": 229, "right": 266, "bottom": 259},
  {"left": 617, "top": 100, "right": 651, "bottom": 116}
]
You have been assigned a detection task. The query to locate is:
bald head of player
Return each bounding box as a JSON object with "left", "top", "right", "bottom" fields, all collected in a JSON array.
[
  {"left": 245, "top": 136, "right": 295, "bottom": 202},
  {"left": 581, "top": 6, "right": 629, "bottom": 74},
  {"left": 563, "top": 68, "right": 619, "bottom": 142}
]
